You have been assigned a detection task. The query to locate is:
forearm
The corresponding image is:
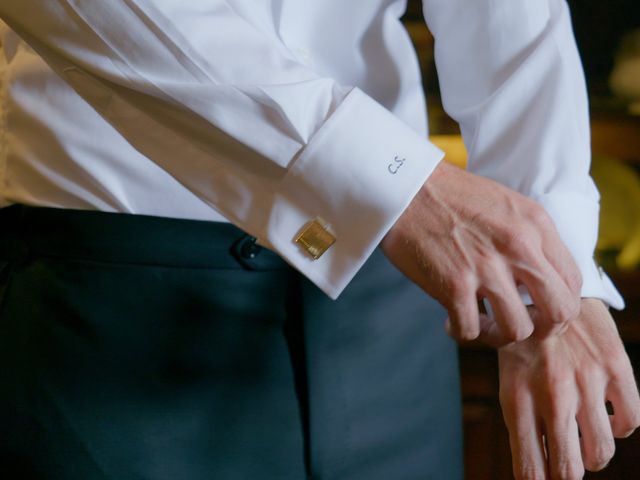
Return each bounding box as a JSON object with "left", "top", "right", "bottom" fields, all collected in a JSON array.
[{"left": 423, "top": 0, "right": 623, "bottom": 308}]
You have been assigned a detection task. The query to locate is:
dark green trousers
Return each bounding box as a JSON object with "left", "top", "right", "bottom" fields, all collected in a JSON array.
[{"left": 0, "top": 205, "right": 462, "bottom": 479}]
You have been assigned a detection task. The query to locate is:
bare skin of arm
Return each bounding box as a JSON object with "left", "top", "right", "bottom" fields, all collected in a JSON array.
[{"left": 382, "top": 162, "right": 639, "bottom": 478}]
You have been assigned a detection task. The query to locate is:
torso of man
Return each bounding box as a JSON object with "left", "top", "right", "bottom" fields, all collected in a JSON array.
[{"left": 0, "top": 1, "right": 427, "bottom": 222}]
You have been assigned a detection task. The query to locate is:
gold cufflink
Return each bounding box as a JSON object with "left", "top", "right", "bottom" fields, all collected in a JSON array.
[{"left": 295, "top": 217, "right": 336, "bottom": 260}]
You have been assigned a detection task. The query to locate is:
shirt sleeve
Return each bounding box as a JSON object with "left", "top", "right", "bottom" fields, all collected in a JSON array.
[
  {"left": 422, "top": 0, "right": 624, "bottom": 309},
  {"left": 0, "top": 0, "right": 444, "bottom": 299}
]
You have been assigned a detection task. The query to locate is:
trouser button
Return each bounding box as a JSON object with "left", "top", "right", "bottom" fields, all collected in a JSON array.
[{"left": 232, "top": 234, "right": 263, "bottom": 269}]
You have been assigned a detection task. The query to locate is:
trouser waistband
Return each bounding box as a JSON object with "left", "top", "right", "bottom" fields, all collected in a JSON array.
[{"left": 0, "top": 204, "right": 287, "bottom": 271}]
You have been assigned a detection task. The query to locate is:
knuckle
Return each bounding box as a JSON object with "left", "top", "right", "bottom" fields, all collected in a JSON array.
[
  {"left": 614, "top": 425, "right": 635, "bottom": 439},
  {"left": 552, "top": 299, "right": 580, "bottom": 324},
  {"left": 556, "top": 461, "right": 584, "bottom": 480},
  {"left": 527, "top": 203, "right": 553, "bottom": 229},
  {"left": 517, "top": 466, "right": 546, "bottom": 480},
  {"left": 585, "top": 442, "right": 615, "bottom": 471},
  {"left": 520, "top": 472, "right": 546, "bottom": 480},
  {"left": 504, "top": 229, "right": 538, "bottom": 259},
  {"left": 606, "top": 348, "right": 633, "bottom": 376},
  {"left": 541, "top": 363, "right": 571, "bottom": 396},
  {"left": 476, "top": 251, "right": 503, "bottom": 277},
  {"left": 501, "top": 327, "right": 526, "bottom": 345},
  {"left": 576, "top": 364, "right": 604, "bottom": 386},
  {"left": 613, "top": 414, "right": 640, "bottom": 438},
  {"left": 621, "top": 425, "right": 639, "bottom": 438},
  {"left": 501, "top": 329, "right": 520, "bottom": 344},
  {"left": 567, "top": 269, "right": 583, "bottom": 294},
  {"left": 504, "top": 321, "right": 534, "bottom": 343},
  {"left": 446, "top": 270, "right": 475, "bottom": 300},
  {"left": 454, "top": 322, "right": 480, "bottom": 342}
]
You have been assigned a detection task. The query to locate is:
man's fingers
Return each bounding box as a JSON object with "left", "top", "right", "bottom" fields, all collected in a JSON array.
[
  {"left": 501, "top": 391, "right": 547, "bottom": 480},
  {"left": 544, "top": 413, "right": 584, "bottom": 480},
  {"left": 576, "top": 387, "right": 615, "bottom": 471},
  {"left": 540, "top": 225, "right": 583, "bottom": 297},
  {"left": 541, "top": 378, "right": 583, "bottom": 480},
  {"left": 481, "top": 269, "right": 533, "bottom": 343},
  {"left": 445, "top": 289, "right": 480, "bottom": 341},
  {"left": 477, "top": 313, "right": 511, "bottom": 348},
  {"left": 607, "top": 372, "right": 640, "bottom": 438},
  {"left": 523, "top": 202, "right": 582, "bottom": 297},
  {"left": 518, "top": 261, "right": 580, "bottom": 334}
]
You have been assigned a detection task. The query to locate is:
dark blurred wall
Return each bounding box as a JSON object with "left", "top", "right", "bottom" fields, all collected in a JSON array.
[{"left": 568, "top": 0, "right": 640, "bottom": 96}]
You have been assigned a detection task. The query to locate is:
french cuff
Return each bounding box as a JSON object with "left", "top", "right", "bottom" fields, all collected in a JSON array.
[
  {"left": 260, "top": 87, "right": 443, "bottom": 299},
  {"left": 535, "top": 192, "right": 625, "bottom": 310}
]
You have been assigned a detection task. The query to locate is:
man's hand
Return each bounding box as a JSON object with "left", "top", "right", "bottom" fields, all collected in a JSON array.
[
  {"left": 381, "top": 161, "right": 582, "bottom": 343},
  {"left": 499, "top": 299, "right": 640, "bottom": 479}
]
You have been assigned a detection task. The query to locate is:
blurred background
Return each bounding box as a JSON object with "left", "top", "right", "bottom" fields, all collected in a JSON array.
[{"left": 401, "top": 1, "right": 640, "bottom": 478}]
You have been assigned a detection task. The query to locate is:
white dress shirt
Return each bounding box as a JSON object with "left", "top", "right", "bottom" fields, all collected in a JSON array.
[{"left": 0, "top": 0, "right": 623, "bottom": 307}]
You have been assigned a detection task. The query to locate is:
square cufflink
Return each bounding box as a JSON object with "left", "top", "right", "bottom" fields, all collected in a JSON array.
[{"left": 295, "top": 218, "right": 336, "bottom": 260}]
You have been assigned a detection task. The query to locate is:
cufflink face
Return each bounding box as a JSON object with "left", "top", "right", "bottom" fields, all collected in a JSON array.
[{"left": 295, "top": 218, "right": 336, "bottom": 260}]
